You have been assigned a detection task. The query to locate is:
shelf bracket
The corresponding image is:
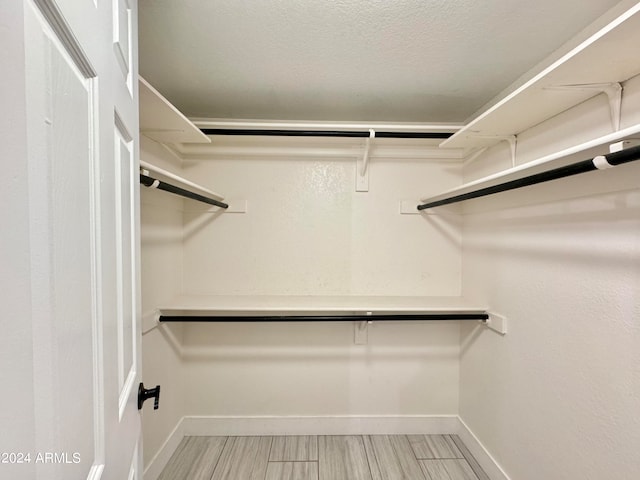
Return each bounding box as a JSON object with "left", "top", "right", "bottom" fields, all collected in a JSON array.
[
  {"left": 356, "top": 129, "right": 375, "bottom": 192},
  {"left": 609, "top": 139, "right": 640, "bottom": 153},
  {"left": 468, "top": 135, "right": 517, "bottom": 167},
  {"left": 354, "top": 312, "right": 373, "bottom": 344},
  {"left": 480, "top": 311, "right": 507, "bottom": 335},
  {"left": 545, "top": 83, "right": 623, "bottom": 131}
]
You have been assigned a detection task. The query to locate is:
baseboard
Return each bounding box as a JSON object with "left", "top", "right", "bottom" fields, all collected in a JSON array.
[
  {"left": 455, "top": 417, "right": 511, "bottom": 480},
  {"left": 182, "top": 414, "right": 460, "bottom": 436},
  {"left": 143, "top": 417, "right": 185, "bottom": 480}
]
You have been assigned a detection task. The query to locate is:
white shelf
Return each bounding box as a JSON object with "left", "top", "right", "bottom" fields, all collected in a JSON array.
[
  {"left": 157, "top": 294, "right": 487, "bottom": 317},
  {"left": 139, "top": 76, "right": 211, "bottom": 144},
  {"left": 140, "top": 160, "right": 224, "bottom": 200},
  {"left": 421, "top": 124, "right": 640, "bottom": 207},
  {"left": 441, "top": 2, "right": 640, "bottom": 150}
]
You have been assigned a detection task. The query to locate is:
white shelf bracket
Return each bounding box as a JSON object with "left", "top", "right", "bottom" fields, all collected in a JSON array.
[
  {"left": 356, "top": 129, "right": 375, "bottom": 192},
  {"left": 480, "top": 312, "right": 507, "bottom": 335},
  {"left": 354, "top": 312, "right": 372, "bottom": 344},
  {"left": 399, "top": 200, "right": 424, "bottom": 215},
  {"left": 545, "top": 83, "right": 623, "bottom": 131},
  {"left": 609, "top": 138, "right": 640, "bottom": 153},
  {"left": 469, "top": 135, "right": 517, "bottom": 167}
]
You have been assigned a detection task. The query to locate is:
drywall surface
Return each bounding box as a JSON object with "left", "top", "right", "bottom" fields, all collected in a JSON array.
[
  {"left": 182, "top": 156, "right": 462, "bottom": 296},
  {"left": 182, "top": 320, "right": 460, "bottom": 417},
  {"left": 140, "top": 137, "right": 185, "bottom": 467},
  {"left": 460, "top": 80, "right": 640, "bottom": 479},
  {"left": 176, "top": 151, "right": 464, "bottom": 418}
]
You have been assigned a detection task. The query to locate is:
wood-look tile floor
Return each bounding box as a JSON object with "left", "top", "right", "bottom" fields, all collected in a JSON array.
[{"left": 158, "top": 434, "right": 489, "bottom": 480}]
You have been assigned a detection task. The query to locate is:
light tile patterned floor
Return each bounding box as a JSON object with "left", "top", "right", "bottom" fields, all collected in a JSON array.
[{"left": 159, "top": 434, "right": 489, "bottom": 480}]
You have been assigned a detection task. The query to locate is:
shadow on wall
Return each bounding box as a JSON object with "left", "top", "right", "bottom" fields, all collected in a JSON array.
[
  {"left": 183, "top": 208, "right": 226, "bottom": 241},
  {"left": 463, "top": 185, "right": 640, "bottom": 269}
]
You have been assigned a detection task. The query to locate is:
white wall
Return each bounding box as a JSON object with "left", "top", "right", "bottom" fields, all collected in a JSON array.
[
  {"left": 175, "top": 152, "right": 465, "bottom": 417},
  {"left": 140, "top": 137, "right": 185, "bottom": 467},
  {"left": 139, "top": 143, "right": 467, "bottom": 469},
  {"left": 182, "top": 321, "right": 461, "bottom": 417},
  {"left": 459, "top": 73, "right": 640, "bottom": 479},
  {"left": 181, "top": 154, "right": 462, "bottom": 296}
]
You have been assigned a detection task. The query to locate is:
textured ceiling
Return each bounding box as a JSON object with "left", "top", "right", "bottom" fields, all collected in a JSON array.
[{"left": 138, "top": 0, "right": 622, "bottom": 123}]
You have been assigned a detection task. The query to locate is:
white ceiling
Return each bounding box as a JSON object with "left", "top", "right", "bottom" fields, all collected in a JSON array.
[{"left": 138, "top": 0, "right": 622, "bottom": 123}]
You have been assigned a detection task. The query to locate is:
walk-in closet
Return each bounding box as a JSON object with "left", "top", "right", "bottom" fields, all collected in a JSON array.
[
  {"left": 4, "top": 1, "right": 639, "bottom": 480},
  {"left": 136, "top": 2, "right": 640, "bottom": 479}
]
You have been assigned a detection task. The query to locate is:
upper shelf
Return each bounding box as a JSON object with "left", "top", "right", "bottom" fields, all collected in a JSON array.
[
  {"left": 139, "top": 76, "right": 211, "bottom": 144},
  {"left": 421, "top": 126, "right": 640, "bottom": 207},
  {"left": 156, "top": 294, "right": 487, "bottom": 317},
  {"left": 441, "top": 1, "right": 640, "bottom": 150}
]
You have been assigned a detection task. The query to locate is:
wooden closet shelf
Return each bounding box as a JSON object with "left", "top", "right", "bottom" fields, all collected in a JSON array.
[
  {"left": 442, "top": 2, "right": 640, "bottom": 150},
  {"left": 156, "top": 295, "right": 488, "bottom": 320}
]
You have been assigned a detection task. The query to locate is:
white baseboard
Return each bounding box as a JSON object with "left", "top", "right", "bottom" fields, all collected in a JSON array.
[
  {"left": 143, "top": 418, "right": 185, "bottom": 480},
  {"left": 182, "top": 415, "right": 460, "bottom": 436},
  {"left": 455, "top": 417, "right": 511, "bottom": 480}
]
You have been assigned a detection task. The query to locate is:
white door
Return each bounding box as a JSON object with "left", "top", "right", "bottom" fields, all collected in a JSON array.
[{"left": 19, "top": 0, "right": 141, "bottom": 479}]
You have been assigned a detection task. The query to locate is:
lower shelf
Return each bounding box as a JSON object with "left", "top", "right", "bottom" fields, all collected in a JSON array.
[
  {"left": 159, "top": 312, "right": 488, "bottom": 322},
  {"left": 156, "top": 295, "right": 489, "bottom": 322}
]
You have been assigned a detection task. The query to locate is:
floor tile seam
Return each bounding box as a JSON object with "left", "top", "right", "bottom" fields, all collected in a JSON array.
[
  {"left": 208, "top": 436, "right": 231, "bottom": 480},
  {"left": 422, "top": 458, "right": 473, "bottom": 462},
  {"left": 449, "top": 435, "right": 486, "bottom": 480},
  {"left": 410, "top": 434, "right": 440, "bottom": 459},
  {"left": 267, "top": 460, "right": 319, "bottom": 463},
  {"left": 363, "top": 435, "right": 381, "bottom": 480},
  {"left": 421, "top": 458, "right": 479, "bottom": 480},
  {"left": 391, "top": 434, "right": 427, "bottom": 480},
  {"left": 444, "top": 434, "right": 464, "bottom": 459}
]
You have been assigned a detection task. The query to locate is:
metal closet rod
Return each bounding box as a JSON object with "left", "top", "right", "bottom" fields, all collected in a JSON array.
[
  {"left": 200, "top": 128, "right": 454, "bottom": 139},
  {"left": 140, "top": 174, "right": 229, "bottom": 209},
  {"left": 159, "top": 313, "right": 489, "bottom": 322},
  {"left": 417, "top": 144, "right": 640, "bottom": 210}
]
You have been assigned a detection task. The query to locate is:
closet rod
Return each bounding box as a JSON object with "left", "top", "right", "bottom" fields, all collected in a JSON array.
[
  {"left": 417, "top": 144, "right": 640, "bottom": 210},
  {"left": 140, "top": 160, "right": 224, "bottom": 200},
  {"left": 140, "top": 173, "right": 229, "bottom": 209},
  {"left": 159, "top": 313, "right": 489, "bottom": 322},
  {"left": 200, "top": 128, "right": 454, "bottom": 139}
]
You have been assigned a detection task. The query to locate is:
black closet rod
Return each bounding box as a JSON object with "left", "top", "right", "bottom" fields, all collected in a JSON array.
[
  {"left": 140, "top": 173, "right": 229, "bottom": 209},
  {"left": 417, "top": 144, "right": 640, "bottom": 210},
  {"left": 200, "top": 128, "right": 454, "bottom": 139},
  {"left": 159, "top": 313, "right": 489, "bottom": 322}
]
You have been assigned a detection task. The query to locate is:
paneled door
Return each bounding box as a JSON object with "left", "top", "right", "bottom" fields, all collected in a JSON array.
[{"left": 21, "top": 0, "right": 141, "bottom": 479}]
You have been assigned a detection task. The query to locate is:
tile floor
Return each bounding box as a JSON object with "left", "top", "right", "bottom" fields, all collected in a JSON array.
[{"left": 158, "top": 434, "right": 489, "bottom": 480}]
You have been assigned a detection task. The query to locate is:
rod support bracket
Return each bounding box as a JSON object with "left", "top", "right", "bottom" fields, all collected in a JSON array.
[
  {"left": 356, "top": 129, "right": 375, "bottom": 192},
  {"left": 481, "top": 311, "right": 507, "bottom": 335},
  {"left": 354, "top": 312, "right": 373, "bottom": 344}
]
